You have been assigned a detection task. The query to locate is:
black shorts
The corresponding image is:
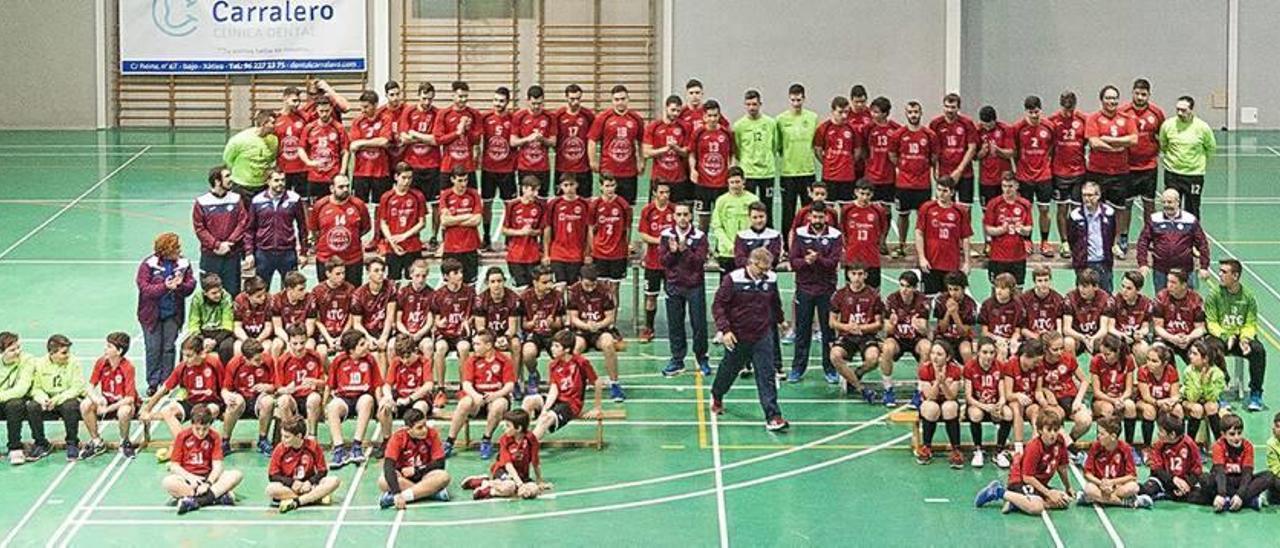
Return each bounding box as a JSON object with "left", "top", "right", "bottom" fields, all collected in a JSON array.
[
  {"left": 577, "top": 327, "right": 621, "bottom": 351},
  {"left": 519, "top": 171, "right": 550, "bottom": 196},
  {"left": 954, "top": 176, "right": 975, "bottom": 204},
  {"left": 1129, "top": 169, "right": 1157, "bottom": 202},
  {"left": 869, "top": 183, "right": 895, "bottom": 205},
  {"left": 412, "top": 168, "right": 440, "bottom": 201},
  {"left": 336, "top": 395, "right": 365, "bottom": 418},
  {"left": 644, "top": 268, "right": 664, "bottom": 295},
  {"left": 1006, "top": 482, "right": 1037, "bottom": 497},
  {"left": 442, "top": 251, "right": 479, "bottom": 284},
  {"left": 658, "top": 179, "right": 693, "bottom": 205},
  {"left": 287, "top": 394, "right": 317, "bottom": 415},
  {"left": 284, "top": 172, "right": 307, "bottom": 194},
  {"left": 523, "top": 332, "right": 555, "bottom": 357},
  {"left": 438, "top": 335, "right": 467, "bottom": 355},
  {"left": 827, "top": 181, "right": 856, "bottom": 203},
  {"left": 1056, "top": 396, "right": 1076, "bottom": 413},
  {"left": 392, "top": 400, "right": 430, "bottom": 420},
  {"left": 1052, "top": 175, "right": 1084, "bottom": 204},
  {"left": 987, "top": 260, "right": 1027, "bottom": 286},
  {"left": 386, "top": 251, "right": 423, "bottom": 281},
  {"left": 969, "top": 405, "right": 1005, "bottom": 423},
  {"left": 354, "top": 176, "right": 393, "bottom": 205},
  {"left": 1089, "top": 172, "right": 1129, "bottom": 208},
  {"left": 178, "top": 400, "right": 218, "bottom": 421},
  {"left": 895, "top": 188, "right": 931, "bottom": 212},
  {"left": 594, "top": 258, "right": 628, "bottom": 282},
  {"left": 614, "top": 176, "right": 639, "bottom": 205},
  {"left": 550, "top": 261, "right": 582, "bottom": 285},
  {"left": 921, "top": 269, "right": 954, "bottom": 296},
  {"left": 887, "top": 335, "right": 926, "bottom": 361},
  {"left": 546, "top": 401, "right": 575, "bottom": 433},
  {"left": 833, "top": 334, "right": 880, "bottom": 357},
  {"left": 481, "top": 171, "right": 517, "bottom": 201},
  {"left": 302, "top": 180, "right": 332, "bottom": 201},
  {"left": 694, "top": 186, "right": 725, "bottom": 213},
  {"left": 1017, "top": 180, "right": 1053, "bottom": 204},
  {"left": 237, "top": 394, "right": 264, "bottom": 419},
  {"left": 508, "top": 262, "right": 537, "bottom": 288},
  {"left": 979, "top": 184, "right": 1001, "bottom": 206}
]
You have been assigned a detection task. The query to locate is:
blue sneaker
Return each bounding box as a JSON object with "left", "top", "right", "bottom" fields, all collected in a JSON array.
[
  {"left": 884, "top": 389, "right": 898, "bottom": 407},
  {"left": 975, "top": 480, "right": 1006, "bottom": 508},
  {"left": 349, "top": 442, "right": 366, "bottom": 464},
  {"left": 429, "top": 489, "right": 450, "bottom": 502},
  {"left": 786, "top": 370, "right": 803, "bottom": 384},
  {"left": 698, "top": 357, "right": 712, "bottom": 377},
  {"left": 221, "top": 440, "right": 232, "bottom": 456},
  {"left": 329, "top": 446, "right": 349, "bottom": 470},
  {"left": 1247, "top": 393, "right": 1264, "bottom": 412},
  {"left": 526, "top": 372, "right": 541, "bottom": 396},
  {"left": 909, "top": 391, "right": 922, "bottom": 410},
  {"left": 443, "top": 440, "right": 455, "bottom": 458},
  {"left": 257, "top": 437, "right": 274, "bottom": 456},
  {"left": 379, "top": 492, "right": 396, "bottom": 509},
  {"left": 860, "top": 388, "right": 876, "bottom": 404},
  {"left": 479, "top": 439, "right": 494, "bottom": 460},
  {"left": 1130, "top": 446, "right": 1143, "bottom": 467},
  {"left": 216, "top": 492, "right": 236, "bottom": 506},
  {"left": 610, "top": 383, "right": 626, "bottom": 402},
  {"left": 824, "top": 372, "right": 839, "bottom": 385},
  {"left": 1246, "top": 496, "right": 1263, "bottom": 511},
  {"left": 176, "top": 496, "right": 199, "bottom": 515},
  {"left": 661, "top": 359, "right": 686, "bottom": 377}
]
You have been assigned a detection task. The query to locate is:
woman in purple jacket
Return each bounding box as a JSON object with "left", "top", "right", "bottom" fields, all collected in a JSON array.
[{"left": 136, "top": 232, "right": 197, "bottom": 396}]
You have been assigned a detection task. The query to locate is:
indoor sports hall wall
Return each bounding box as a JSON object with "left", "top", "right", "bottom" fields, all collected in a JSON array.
[{"left": 0, "top": 1, "right": 99, "bottom": 128}]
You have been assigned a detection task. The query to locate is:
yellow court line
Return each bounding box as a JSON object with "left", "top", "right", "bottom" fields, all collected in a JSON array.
[{"left": 694, "top": 372, "right": 708, "bottom": 449}]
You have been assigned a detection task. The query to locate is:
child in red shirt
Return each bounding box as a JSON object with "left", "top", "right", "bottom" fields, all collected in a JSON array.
[
  {"left": 266, "top": 416, "right": 341, "bottom": 513},
  {"left": 378, "top": 408, "right": 451, "bottom": 509},
  {"left": 1080, "top": 416, "right": 1151, "bottom": 508},
  {"left": 974, "top": 408, "right": 1076, "bottom": 515},
  {"left": 162, "top": 406, "right": 244, "bottom": 515},
  {"left": 522, "top": 329, "right": 600, "bottom": 439},
  {"left": 461, "top": 409, "right": 548, "bottom": 500}
]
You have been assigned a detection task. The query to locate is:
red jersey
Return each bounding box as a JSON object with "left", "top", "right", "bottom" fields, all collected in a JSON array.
[
  {"left": 438, "top": 187, "right": 483, "bottom": 253},
  {"left": 885, "top": 291, "right": 929, "bottom": 340},
  {"left": 589, "top": 195, "right": 632, "bottom": 260},
  {"left": 638, "top": 202, "right": 676, "bottom": 270},
  {"left": 480, "top": 110, "right": 515, "bottom": 173},
  {"left": 473, "top": 288, "right": 520, "bottom": 335},
  {"left": 222, "top": 355, "right": 276, "bottom": 398},
  {"left": 1041, "top": 356, "right": 1079, "bottom": 399},
  {"left": 1048, "top": 110, "right": 1088, "bottom": 178},
  {"left": 1118, "top": 102, "right": 1165, "bottom": 171},
  {"left": 385, "top": 427, "right": 445, "bottom": 473},
  {"left": 1012, "top": 118, "right": 1055, "bottom": 183},
  {"left": 979, "top": 296, "right": 1025, "bottom": 338},
  {"left": 311, "top": 281, "right": 355, "bottom": 336},
  {"left": 349, "top": 112, "right": 392, "bottom": 178},
  {"left": 172, "top": 428, "right": 223, "bottom": 476},
  {"left": 351, "top": 281, "right": 396, "bottom": 334},
  {"left": 386, "top": 356, "right": 432, "bottom": 398},
  {"left": 1020, "top": 289, "right": 1065, "bottom": 334},
  {"left": 1065, "top": 288, "right": 1112, "bottom": 336},
  {"left": 892, "top": 126, "right": 937, "bottom": 190},
  {"left": 554, "top": 106, "right": 595, "bottom": 173},
  {"left": 377, "top": 102, "right": 408, "bottom": 164},
  {"left": 164, "top": 357, "right": 224, "bottom": 404},
  {"left": 588, "top": 109, "right": 645, "bottom": 177},
  {"left": 1086, "top": 440, "right": 1136, "bottom": 480},
  {"left": 492, "top": 431, "right": 541, "bottom": 481},
  {"left": 521, "top": 287, "right": 565, "bottom": 336},
  {"left": 271, "top": 291, "right": 313, "bottom": 331},
  {"left": 546, "top": 196, "right": 590, "bottom": 262},
  {"left": 430, "top": 284, "right": 475, "bottom": 339},
  {"left": 849, "top": 109, "right": 872, "bottom": 179},
  {"left": 462, "top": 352, "right": 516, "bottom": 393},
  {"left": 814, "top": 119, "right": 858, "bottom": 183},
  {"left": 1110, "top": 294, "right": 1154, "bottom": 338},
  {"left": 1154, "top": 289, "right": 1205, "bottom": 336},
  {"left": 548, "top": 354, "right": 598, "bottom": 416},
  {"left": 1002, "top": 358, "right": 1042, "bottom": 395},
  {"left": 983, "top": 196, "right": 1032, "bottom": 262},
  {"left": 300, "top": 118, "right": 348, "bottom": 182},
  {"left": 1150, "top": 435, "right": 1203, "bottom": 479},
  {"left": 399, "top": 104, "right": 441, "bottom": 170},
  {"left": 831, "top": 285, "right": 883, "bottom": 331},
  {"left": 917, "top": 362, "right": 964, "bottom": 401},
  {"left": 233, "top": 293, "right": 271, "bottom": 339},
  {"left": 274, "top": 349, "right": 325, "bottom": 397},
  {"left": 1138, "top": 364, "right": 1180, "bottom": 400},
  {"left": 512, "top": 109, "right": 557, "bottom": 172},
  {"left": 274, "top": 110, "right": 310, "bottom": 173},
  {"left": 395, "top": 283, "right": 433, "bottom": 334},
  {"left": 977, "top": 121, "right": 1014, "bottom": 185},
  {"left": 932, "top": 293, "right": 978, "bottom": 340},
  {"left": 326, "top": 352, "right": 381, "bottom": 398},
  {"left": 840, "top": 202, "right": 888, "bottom": 267},
  {"left": 1084, "top": 110, "right": 1136, "bottom": 175},
  {"left": 918, "top": 200, "right": 972, "bottom": 271},
  {"left": 307, "top": 196, "right": 371, "bottom": 264},
  {"left": 268, "top": 437, "right": 327, "bottom": 482},
  {"left": 678, "top": 104, "right": 705, "bottom": 133},
  {"left": 1089, "top": 354, "right": 1135, "bottom": 398},
  {"left": 964, "top": 359, "right": 1004, "bottom": 404},
  {"left": 504, "top": 198, "right": 547, "bottom": 264},
  {"left": 929, "top": 114, "right": 978, "bottom": 178},
  {"left": 89, "top": 358, "right": 137, "bottom": 404},
  {"left": 1212, "top": 438, "right": 1255, "bottom": 475},
  {"left": 431, "top": 105, "right": 483, "bottom": 173},
  {"left": 691, "top": 124, "right": 734, "bottom": 188},
  {"left": 645, "top": 119, "right": 691, "bottom": 182},
  {"left": 567, "top": 281, "right": 616, "bottom": 324},
  {"left": 1009, "top": 434, "right": 1069, "bottom": 485},
  {"left": 862, "top": 120, "right": 901, "bottom": 184},
  {"left": 378, "top": 189, "right": 427, "bottom": 253}
]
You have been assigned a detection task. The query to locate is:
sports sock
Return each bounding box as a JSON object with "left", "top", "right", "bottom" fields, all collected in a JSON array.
[
  {"left": 881, "top": 373, "right": 893, "bottom": 390},
  {"left": 645, "top": 308, "right": 656, "bottom": 330},
  {"left": 1123, "top": 418, "right": 1137, "bottom": 444},
  {"left": 1040, "top": 230, "right": 1050, "bottom": 242},
  {"left": 969, "top": 421, "right": 984, "bottom": 447},
  {"left": 996, "top": 421, "right": 1012, "bottom": 448},
  {"left": 1185, "top": 417, "right": 1202, "bottom": 438},
  {"left": 945, "top": 418, "right": 961, "bottom": 448},
  {"left": 1207, "top": 414, "right": 1223, "bottom": 440},
  {"left": 922, "top": 419, "right": 938, "bottom": 446},
  {"left": 1141, "top": 420, "right": 1155, "bottom": 446},
  {"left": 446, "top": 436, "right": 456, "bottom": 445}
]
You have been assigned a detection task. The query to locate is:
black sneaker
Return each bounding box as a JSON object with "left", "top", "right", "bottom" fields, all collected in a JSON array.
[
  {"left": 120, "top": 441, "right": 138, "bottom": 459},
  {"left": 146, "top": 385, "right": 158, "bottom": 398},
  {"left": 26, "top": 441, "right": 52, "bottom": 462},
  {"left": 371, "top": 444, "right": 385, "bottom": 460}
]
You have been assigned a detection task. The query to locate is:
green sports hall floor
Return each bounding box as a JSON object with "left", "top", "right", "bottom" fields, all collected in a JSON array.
[{"left": 0, "top": 129, "right": 1278, "bottom": 548}]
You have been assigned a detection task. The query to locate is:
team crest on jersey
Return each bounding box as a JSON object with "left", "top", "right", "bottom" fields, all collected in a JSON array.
[
  {"left": 1039, "top": 129, "right": 1049, "bottom": 139},
  {"left": 293, "top": 121, "right": 303, "bottom": 129},
  {"left": 202, "top": 367, "right": 210, "bottom": 377},
  {"left": 945, "top": 212, "right": 956, "bottom": 222},
  {"left": 329, "top": 132, "right": 337, "bottom": 140},
  {"left": 843, "top": 130, "right": 852, "bottom": 139},
  {"left": 1146, "top": 115, "right": 1156, "bottom": 125},
  {"left": 1013, "top": 207, "right": 1021, "bottom": 215},
  {"left": 1116, "top": 118, "right": 1126, "bottom": 127},
  {"left": 573, "top": 205, "right": 583, "bottom": 214},
  {"left": 360, "top": 362, "right": 369, "bottom": 373},
  {"left": 607, "top": 139, "right": 632, "bottom": 162}
]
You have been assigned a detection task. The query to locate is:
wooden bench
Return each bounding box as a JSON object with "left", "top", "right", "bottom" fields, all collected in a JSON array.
[{"left": 447, "top": 383, "right": 627, "bottom": 451}]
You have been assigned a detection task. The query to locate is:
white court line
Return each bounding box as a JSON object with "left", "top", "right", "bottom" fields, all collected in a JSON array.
[
  {"left": 385, "top": 508, "right": 406, "bottom": 548},
  {"left": 1267, "top": 146, "right": 1280, "bottom": 157},
  {"left": 1068, "top": 463, "right": 1125, "bottom": 548},
  {"left": 1040, "top": 511, "right": 1065, "bottom": 548},
  {"left": 708, "top": 403, "right": 730, "bottom": 548},
  {"left": 1, "top": 461, "right": 78, "bottom": 548},
  {"left": 0, "top": 198, "right": 190, "bottom": 204},
  {"left": 1205, "top": 232, "right": 1280, "bottom": 342},
  {"left": 0, "top": 146, "right": 150, "bottom": 262},
  {"left": 46, "top": 426, "right": 143, "bottom": 548},
  {"left": 324, "top": 424, "right": 381, "bottom": 548},
  {"left": 59, "top": 440, "right": 139, "bottom": 548}
]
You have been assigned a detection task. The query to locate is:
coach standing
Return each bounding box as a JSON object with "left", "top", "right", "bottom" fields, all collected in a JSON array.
[
  {"left": 193, "top": 166, "right": 249, "bottom": 297},
  {"left": 1066, "top": 181, "right": 1118, "bottom": 293},
  {"left": 1136, "top": 188, "right": 1210, "bottom": 291},
  {"left": 788, "top": 202, "right": 842, "bottom": 384},
  {"left": 659, "top": 203, "right": 712, "bottom": 377},
  {"left": 223, "top": 110, "right": 279, "bottom": 204},
  {"left": 1157, "top": 95, "right": 1217, "bottom": 217},
  {"left": 712, "top": 247, "right": 788, "bottom": 431},
  {"left": 246, "top": 169, "right": 307, "bottom": 290}
]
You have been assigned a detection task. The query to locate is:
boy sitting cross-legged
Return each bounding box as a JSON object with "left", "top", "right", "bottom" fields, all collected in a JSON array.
[
  {"left": 266, "top": 416, "right": 342, "bottom": 513},
  {"left": 974, "top": 408, "right": 1076, "bottom": 515},
  {"left": 1079, "top": 415, "right": 1153, "bottom": 508},
  {"left": 378, "top": 407, "right": 451, "bottom": 509}
]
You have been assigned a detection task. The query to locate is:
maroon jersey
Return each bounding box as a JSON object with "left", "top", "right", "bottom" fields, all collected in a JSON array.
[
  {"left": 1212, "top": 438, "right": 1255, "bottom": 475},
  {"left": 462, "top": 351, "right": 516, "bottom": 393},
  {"left": 862, "top": 120, "right": 901, "bottom": 184},
  {"left": 984, "top": 196, "right": 1032, "bottom": 262},
  {"left": 1154, "top": 289, "right": 1205, "bottom": 336},
  {"left": 512, "top": 109, "right": 557, "bottom": 172},
  {"left": 429, "top": 284, "right": 475, "bottom": 339},
  {"left": 588, "top": 109, "right": 645, "bottom": 177},
  {"left": 504, "top": 198, "right": 547, "bottom": 264},
  {"left": 480, "top": 110, "right": 515, "bottom": 173},
  {"left": 1150, "top": 435, "right": 1203, "bottom": 479},
  {"left": 814, "top": 119, "right": 858, "bottom": 182},
  {"left": 311, "top": 281, "right": 355, "bottom": 335},
  {"left": 691, "top": 124, "right": 734, "bottom": 188},
  {"left": 979, "top": 296, "right": 1025, "bottom": 339},
  {"left": 918, "top": 201, "right": 972, "bottom": 272},
  {"left": 164, "top": 357, "right": 224, "bottom": 404},
  {"left": 385, "top": 427, "right": 444, "bottom": 472},
  {"left": 378, "top": 102, "right": 407, "bottom": 164},
  {"left": 1041, "top": 356, "right": 1080, "bottom": 399},
  {"left": 589, "top": 195, "right": 632, "bottom": 260},
  {"left": 977, "top": 121, "right": 1014, "bottom": 185},
  {"left": 274, "top": 350, "right": 325, "bottom": 397},
  {"left": 399, "top": 104, "right": 441, "bottom": 170},
  {"left": 386, "top": 356, "right": 432, "bottom": 398},
  {"left": 1089, "top": 353, "right": 1135, "bottom": 398},
  {"left": 1012, "top": 118, "right": 1055, "bottom": 182},
  {"left": 840, "top": 202, "right": 888, "bottom": 267},
  {"left": 917, "top": 362, "right": 964, "bottom": 402},
  {"left": 547, "top": 354, "right": 598, "bottom": 416},
  {"left": 473, "top": 288, "right": 520, "bottom": 335},
  {"left": 932, "top": 293, "right": 977, "bottom": 340},
  {"left": 431, "top": 105, "right": 483, "bottom": 173},
  {"left": 567, "top": 281, "right": 616, "bottom": 325},
  {"left": 1138, "top": 364, "right": 1180, "bottom": 400},
  {"left": 1048, "top": 110, "right": 1088, "bottom": 178},
  {"left": 395, "top": 283, "right": 433, "bottom": 334},
  {"left": 892, "top": 126, "right": 937, "bottom": 190},
  {"left": 678, "top": 104, "right": 705, "bottom": 133},
  {"left": 1002, "top": 358, "right": 1042, "bottom": 395},
  {"left": 1065, "top": 288, "right": 1112, "bottom": 336},
  {"left": 1009, "top": 434, "right": 1069, "bottom": 485},
  {"left": 222, "top": 355, "right": 276, "bottom": 398},
  {"left": 1020, "top": 289, "right": 1065, "bottom": 334},
  {"left": 349, "top": 112, "right": 392, "bottom": 178},
  {"left": 831, "top": 286, "right": 883, "bottom": 333},
  {"left": 645, "top": 119, "right": 690, "bottom": 182},
  {"left": 521, "top": 287, "right": 565, "bottom": 336},
  {"left": 378, "top": 189, "right": 427, "bottom": 254},
  {"left": 351, "top": 281, "right": 395, "bottom": 334},
  {"left": 1086, "top": 440, "right": 1136, "bottom": 480},
  {"left": 638, "top": 202, "right": 676, "bottom": 270},
  {"left": 929, "top": 114, "right": 978, "bottom": 178},
  {"left": 885, "top": 291, "right": 928, "bottom": 340},
  {"left": 300, "top": 118, "right": 348, "bottom": 182},
  {"left": 438, "top": 187, "right": 482, "bottom": 254},
  {"left": 233, "top": 293, "right": 271, "bottom": 338},
  {"left": 492, "top": 431, "right": 540, "bottom": 481},
  {"left": 274, "top": 110, "right": 309, "bottom": 174},
  {"left": 554, "top": 106, "right": 595, "bottom": 173},
  {"left": 1110, "top": 294, "right": 1154, "bottom": 338},
  {"left": 546, "top": 196, "right": 590, "bottom": 262},
  {"left": 172, "top": 429, "right": 222, "bottom": 476},
  {"left": 326, "top": 352, "right": 381, "bottom": 398},
  {"left": 964, "top": 359, "right": 1003, "bottom": 404}
]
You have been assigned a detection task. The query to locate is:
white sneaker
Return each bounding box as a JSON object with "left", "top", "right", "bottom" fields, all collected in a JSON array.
[
  {"left": 971, "top": 449, "right": 985, "bottom": 468},
  {"left": 8, "top": 449, "right": 25, "bottom": 466},
  {"left": 994, "top": 450, "right": 1012, "bottom": 469}
]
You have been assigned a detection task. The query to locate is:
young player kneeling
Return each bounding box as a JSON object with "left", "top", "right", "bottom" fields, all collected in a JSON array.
[
  {"left": 974, "top": 409, "right": 1076, "bottom": 515},
  {"left": 163, "top": 406, "right": 243, "bottom": 515},
  {"left": 523, "top": 329, "right": 599, "bottom": 439},
  {"left": 1080, "top": 415, "right": 1153, "bottom": 508},
  {"left": 266, "top": 416, "right": 341, "bottom": 513},
  {"left": 379, "top": 408, "right": 451, "bottom": 509},
  {"left": 461, "top": 409, "right": 549, "bottom": 500}
]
